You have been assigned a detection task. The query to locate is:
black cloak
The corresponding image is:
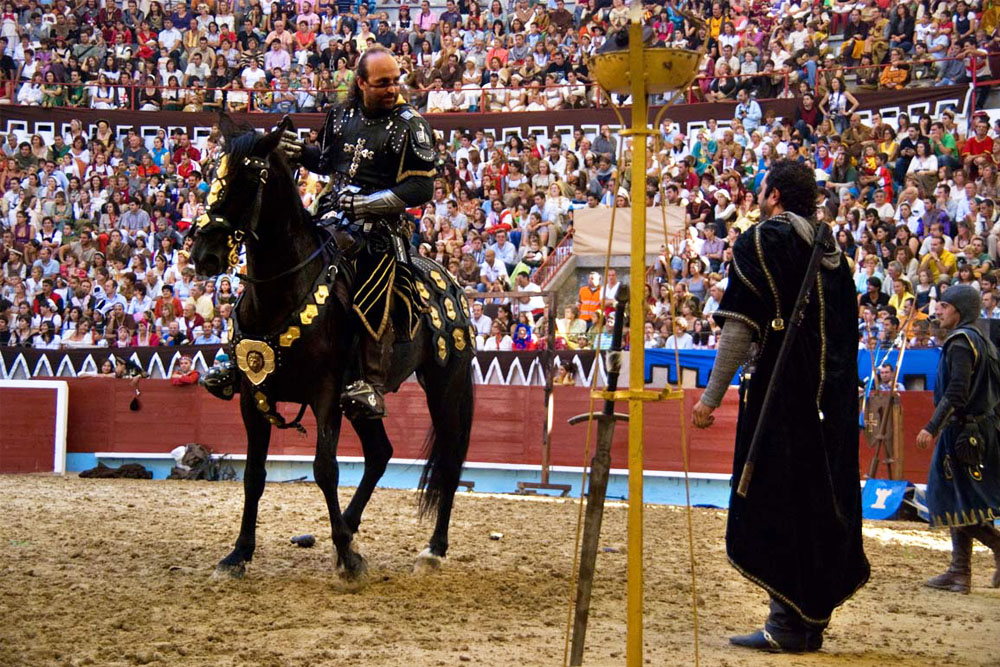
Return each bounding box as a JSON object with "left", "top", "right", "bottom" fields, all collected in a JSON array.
[{"left": 713, "top": 215, "right": 870, "bottom": 625}]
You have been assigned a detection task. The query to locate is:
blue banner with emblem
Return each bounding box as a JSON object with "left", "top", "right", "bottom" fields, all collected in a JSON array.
[{"left": 861, "top": 479, "right": 911, "bottom": 520}]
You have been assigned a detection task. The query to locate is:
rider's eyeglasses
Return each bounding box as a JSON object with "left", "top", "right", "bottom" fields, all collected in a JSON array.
[{"left": 365, "top": 79, "right": 400, "bottom": 89}]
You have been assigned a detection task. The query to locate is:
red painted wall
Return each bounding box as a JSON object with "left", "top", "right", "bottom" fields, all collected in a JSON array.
[
  {"left": 0, "top": 387, "right": 58, "bottom": 473},
  {"left": 0, "top": 379, "right": 936, "bottom": 481}
]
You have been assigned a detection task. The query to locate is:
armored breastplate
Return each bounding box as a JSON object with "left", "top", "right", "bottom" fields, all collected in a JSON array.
[{"left": 329, "top": 107, "right": 416, "bottom": 194}]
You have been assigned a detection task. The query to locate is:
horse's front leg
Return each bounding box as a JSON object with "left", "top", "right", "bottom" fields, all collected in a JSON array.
[
  {"left": 312, "top": 389, "right": 366, "bottom": 579},
  {"left": 342, "top": 418, "right": 393, "bottom": 534},
  {"left": 215, "top": 389, "right": 272, "bottom": 578}
]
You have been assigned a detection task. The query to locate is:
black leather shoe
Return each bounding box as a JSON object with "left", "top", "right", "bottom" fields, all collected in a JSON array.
[
  {"left": 201, "top": 362, "right": 237, "bottom": 400},
  {"left": 730, "top": 630, "right": 820, "bottom": 653},
  {"left": 341, "top": 380, "right": 386, "bottom": 419}
]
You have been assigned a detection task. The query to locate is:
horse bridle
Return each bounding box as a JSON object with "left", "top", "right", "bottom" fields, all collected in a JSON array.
[
  {"left": 196, "top": 153, "right": 271, "bottom": 270},
  {"left": 196, "top": 151, "right": 332, "bottom": 285}
]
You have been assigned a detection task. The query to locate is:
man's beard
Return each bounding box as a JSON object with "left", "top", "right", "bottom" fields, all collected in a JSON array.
[{"left": 760, "top": 199, "right": 772, "bottom": 219}]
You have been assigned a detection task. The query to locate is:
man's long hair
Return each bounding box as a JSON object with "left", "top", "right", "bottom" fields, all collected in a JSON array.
[
  {"left": 345, "top": 45, "right": 395, "bottom": 110},
  {"left": 763, "top": 159, "right": 818, "bottom": 219}
]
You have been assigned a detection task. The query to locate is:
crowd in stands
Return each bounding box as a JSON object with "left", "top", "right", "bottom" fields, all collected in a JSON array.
[
  {"left": 2, "top": 0, "right": 1000, "bottom": 359},
  {"left": 2, "top": 0, "right": 998, "bottom": 111}
]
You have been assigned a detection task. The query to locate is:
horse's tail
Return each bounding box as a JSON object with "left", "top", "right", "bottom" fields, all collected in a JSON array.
[{"left": 418, "top": 356, "right": 474, "bottom": 518}]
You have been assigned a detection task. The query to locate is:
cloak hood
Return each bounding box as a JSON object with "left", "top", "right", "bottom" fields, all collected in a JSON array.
[{"left": 940, "top": 284, "right": 981, "bottom": 327}]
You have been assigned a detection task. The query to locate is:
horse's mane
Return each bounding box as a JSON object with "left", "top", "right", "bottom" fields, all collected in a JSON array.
[
  {"left": 217, "top": 118, "right": 316, "bottom": 246},
  {"left": 219, "top": 120, "right": 300, "bottom": 217},
  {"left": 220, "top": 119, "right": 263, "bottom": 168}
]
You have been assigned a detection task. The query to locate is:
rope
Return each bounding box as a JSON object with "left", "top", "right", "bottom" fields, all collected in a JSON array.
[
  {"left": 562, "top": 98, "right": 625, "bottom": 667},
  {"left": 658, "top": 162, "right": 701, "bottom": 667}
]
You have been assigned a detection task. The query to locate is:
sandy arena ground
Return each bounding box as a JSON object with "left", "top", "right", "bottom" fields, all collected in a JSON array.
[{"left": 1, "top": 475, "right": 998, "bottom": 667}]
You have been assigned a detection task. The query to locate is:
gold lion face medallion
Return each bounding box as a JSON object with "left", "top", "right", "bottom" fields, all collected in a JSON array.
[{"left": 246, "top": 350, "right": 265, "bottom": 373}]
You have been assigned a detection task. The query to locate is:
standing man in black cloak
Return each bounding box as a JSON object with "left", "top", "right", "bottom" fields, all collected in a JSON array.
[
  {"left": 278, "top": 46, "right": 436, "bottom": 419},
  {"left": 917, "top": 284, "right": 1000, "bottom": 593},
  {"left": 692, "top": 160, "right": 870, "bottom": 652}
]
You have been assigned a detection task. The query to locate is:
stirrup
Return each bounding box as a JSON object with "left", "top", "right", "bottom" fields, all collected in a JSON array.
[
  {"left": 341, "top": 380, "right": 386, "bottom": 420},
  {"left": 201, "top": 362, "right": 237, "bottom": 400}
]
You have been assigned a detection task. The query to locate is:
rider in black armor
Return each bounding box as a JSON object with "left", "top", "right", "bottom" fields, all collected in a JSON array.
[{"left": 279, "top": 46, "right": 436, "bottom": 419}]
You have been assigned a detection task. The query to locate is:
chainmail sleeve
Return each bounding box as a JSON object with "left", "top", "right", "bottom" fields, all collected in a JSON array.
[{"left": 700, "top": 320, "right": 753, "bottom": 408}]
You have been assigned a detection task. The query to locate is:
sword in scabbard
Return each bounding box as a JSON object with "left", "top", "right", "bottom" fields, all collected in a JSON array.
[{"left": 736, "top": 222, "right": 831, "bottom": 499}]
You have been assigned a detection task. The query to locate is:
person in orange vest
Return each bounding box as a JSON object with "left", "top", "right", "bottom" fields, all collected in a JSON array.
[{"left": 577, "top": 271, "right": 602, "bottom": 329}]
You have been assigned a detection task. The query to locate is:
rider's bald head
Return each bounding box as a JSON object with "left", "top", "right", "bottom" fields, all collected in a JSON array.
[{"left": 357, "top": 46, "right": 401, "bottom": 112}]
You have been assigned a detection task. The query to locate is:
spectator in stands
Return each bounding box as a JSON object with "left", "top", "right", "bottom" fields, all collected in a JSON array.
[
  {"left": 479, "top": 319, "right": 512, "bottom": 351},
  {"left": 0, "top": 0, "right": 997, "bottom": 376},
  {"left": 170, "top": 355, "right": 200, "bottom": 385},
  {"left": 876, "top": 363, "right": 905, "bottom": 391},
  {"left": 489, "top": 228, "right": 518, "bottom": 273},
  {"left": 577, "top": 271, "right": 602, "bottom": 329}
]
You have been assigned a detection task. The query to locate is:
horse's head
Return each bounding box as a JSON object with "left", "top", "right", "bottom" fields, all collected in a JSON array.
[{"left": 189, "top": 115, "right": 294, "bottom": 278}]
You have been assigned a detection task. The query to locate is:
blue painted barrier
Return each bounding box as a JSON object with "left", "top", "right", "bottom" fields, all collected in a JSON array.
[{"left": 644, "top": 348, "right": 943, "bottom": 391}]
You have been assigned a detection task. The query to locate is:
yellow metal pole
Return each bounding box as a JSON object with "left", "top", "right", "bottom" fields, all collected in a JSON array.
[{"left": 625, "top": 3, "right": 647, "bottom": 666}]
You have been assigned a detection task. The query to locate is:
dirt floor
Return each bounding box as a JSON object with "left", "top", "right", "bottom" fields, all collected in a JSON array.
[{"left": 1, "top": 475, "right": 998, "bottom": 667}]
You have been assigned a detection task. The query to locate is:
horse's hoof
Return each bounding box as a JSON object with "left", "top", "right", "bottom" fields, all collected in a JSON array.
[
  {"left": 212, "top": 561, "right": 246, "bottom": 579},
  {"left": 336, "top": 548, "right": 368, "bottom": 581},
  {"left": 413, "top": 547, "right": 443, "bottom": 575},
  {"left": 337, "top": 560, "right": 368, "bottom": 582}
]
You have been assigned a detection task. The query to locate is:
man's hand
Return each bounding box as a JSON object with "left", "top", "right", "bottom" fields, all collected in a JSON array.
[
  {"left": 338, "top": 190, "right": 367, "bottom": 217},
  {"left": 916, "top": 428, "right": 935, "bottom": 449},
  {"left": 338, "top": 189, "right": 406, "bottom": 219},
  {"left": 277, "top": 129, "right": 303, "bottom": 163},
  {"left": 692, "top": 400, "right": 715, "bottom": 429}
]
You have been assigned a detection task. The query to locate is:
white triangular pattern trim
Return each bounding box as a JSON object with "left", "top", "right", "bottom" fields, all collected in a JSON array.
[
  {"left": 165, "top": 351, "right": 183, "bottom": 376},
  {"left": 56, "top": 356, "right": 78, "bottom": 377},
  {"left": 8, "top": 354, "right": 29, "bottom": 379},
  {"left": 576, "top": 353, "right": 594, "bottom": 387},
  {"left": 32, "top": 355, "right": 54, "bottom": 378},
  {"left": 524, "top": 357, "right": 545, "bottom": 385},
  {"left": 505, "top": 357, "right": 527, "bottom": 386},
  {"left": 524, "top": 357, "right": 544, "bottom": 385},
  {"left": 470, "top": 357, "right": 485, "bottom": 384},
  {"left": 578, "top": 352, "right": 606, "bottom": 387},
  {"left": 190, "top": 351, "right": 209, "bottom": 373},
  {"left": 127, "top": 352, "right": 143, "bottom": 370},
  {"left": 483, "top": 356, "right": 504, "bottom": 385},
  {"left": 0, "top": 350, "right": 600, "bottom": 386},
  {"left": 147, "top": 355, "right": 167, "bottom": 379},
  {"left": 79, "top": 354, "right": 98, "bottom": 375}
]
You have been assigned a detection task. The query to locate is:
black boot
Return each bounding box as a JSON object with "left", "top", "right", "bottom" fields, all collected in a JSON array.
[
  {"left": 925, "top": 527, "right": 972, "bottom": 593},
  {"left": 342, "top": 322, "right": 394, "bottom": 420},
  {"left": 965, "top": 524, "right": 1000, "bottom": 589},
  {"left": 730, "top": 599, "right": 824, "bottom": 653}
]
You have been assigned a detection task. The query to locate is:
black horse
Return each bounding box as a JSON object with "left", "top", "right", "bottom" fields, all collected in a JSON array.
[{"left": 190, "top": 118, "right": 475, "bottom": 579}]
